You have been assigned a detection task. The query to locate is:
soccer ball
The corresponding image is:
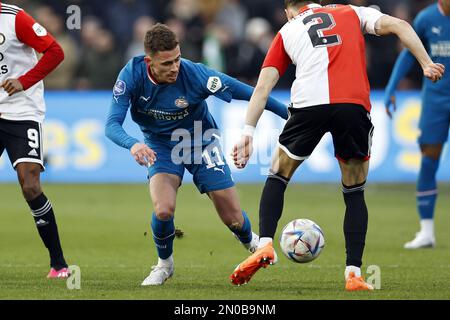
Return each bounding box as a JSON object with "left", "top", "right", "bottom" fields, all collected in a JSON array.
[{"left": 279, "top": 219, "right": 325, "bottom": 263}]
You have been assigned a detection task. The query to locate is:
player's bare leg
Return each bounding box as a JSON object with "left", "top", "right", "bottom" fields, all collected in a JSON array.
[
  {"left": 208, "top": 187, "right": 259, "bottom": 253},
  {"left": 16, "top": 162, "right": 69, "bottom": 279},
  {"left": 338, "top": 159, "right": 373, "bottom": 291},
  {"left": 142, "top": 173, "right": 181, "bottom": 286},
  {"left": 230, "top": 147, "right": 302, "bottom": 285},
  {"left": 405, "top": 144, "right": 443, "bottom": 249}
]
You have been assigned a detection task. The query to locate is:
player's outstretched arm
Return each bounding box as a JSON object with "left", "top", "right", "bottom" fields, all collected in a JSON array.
[
  {"left": 105, "top": 99, "right": 139, "bottom": 150},
  {"left": 232, "top": 67, "right": 280, "bottom": 169},
  {"left": 105, "top": 99, "right": 157, "bottom": 167},
  {"left": 384, "top": 49, "right": 416, "bottom": 118},
  {"left": 222, "top": 74, "right": 288, "bottom": 120},
  {"left": 375, "top": 15, "right": 445, "bottom": 83},
  {"left": 195, "top": 62, "right": 288, "bottom": 120}
]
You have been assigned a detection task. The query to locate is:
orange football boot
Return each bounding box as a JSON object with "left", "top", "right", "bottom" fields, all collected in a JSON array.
[
  {"left": 345, "top": 272, "right": 374, "bottom": 291},
  {"left": 230, "top": 242, "right": 276, "bottom": 286}
]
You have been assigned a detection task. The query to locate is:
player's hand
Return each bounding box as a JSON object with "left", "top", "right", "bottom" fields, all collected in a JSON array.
[
  {"left": 423, "top": 63, "right": 445, "bottom": 83},
  {"left": 385, "top": 95, "right": 397, "bottom": 119},
  {"left": 130, "top": 143, "right": 157, "bottom": 167},
  {"left": 232, "top": 135, "right": 253, "bottom": 169},
  {"left": 1, "top": 79, "right": 24, "bottom": 96}
]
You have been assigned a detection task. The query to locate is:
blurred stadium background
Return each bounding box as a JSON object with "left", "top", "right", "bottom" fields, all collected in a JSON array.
[
  {"left": 0, "top": 0, "right": 449, "bottom": 183},
  {"left": 1, "top": 0, "right": 450, "bottom": 300},
  {"left": 1, "top": 0, "right": 436, "bottom": 91}
]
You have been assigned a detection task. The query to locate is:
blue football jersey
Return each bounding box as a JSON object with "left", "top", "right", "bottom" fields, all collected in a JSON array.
[
  {"left": 113, "top": 56, "right": 238, "bottom": 142},
  {"left": 106, "top": 56, "right": 287, "bottom": 151},
  {"left": 414, "top": 4, "right": 450, "bottom": 95}
]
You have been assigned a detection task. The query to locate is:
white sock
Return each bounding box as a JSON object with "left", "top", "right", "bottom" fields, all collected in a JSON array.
[
  {"left": 157, "top": 255, "right": 173, "bottom": 268},
  {"left": 420, "top": 219, "right": 434, "bottom": 237},
  {"left": 345, "top": 266, "right": 361, "bottom": 280},
  {"left": 258, "top": 237, "right": 273, "bottom": 249}
]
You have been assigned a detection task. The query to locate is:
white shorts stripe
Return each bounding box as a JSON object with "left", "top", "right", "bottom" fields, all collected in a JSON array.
[
  {"left": 278, "top": 143, "right": 309, "bottom": 161},
  {"left": 13, "top": 158, "right": 45, "bottom": 169},
  {"left": 38, "top": 122, "right": 43, "bottom": 160}
]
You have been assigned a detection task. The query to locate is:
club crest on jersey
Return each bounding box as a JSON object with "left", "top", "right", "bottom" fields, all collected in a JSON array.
[
  {"left": 175, "top": 97, "right": 189, "bottom": 109},
  {"left": 113, "top": 80, "right": 126, "bottom": 96},
  {"left": 32, "top": 23, "right": 48, "bottom": 37},
  {"left": 207, "top": 76, "right": 222, "bottom": 93}
]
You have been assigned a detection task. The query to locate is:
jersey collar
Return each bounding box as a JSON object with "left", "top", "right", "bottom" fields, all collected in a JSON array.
[
  {"left": 298, "top": 3, "right": 322, "bottom": 15},
  {"left": 146, "top": 64, "right": 159, "bottom": 85}
]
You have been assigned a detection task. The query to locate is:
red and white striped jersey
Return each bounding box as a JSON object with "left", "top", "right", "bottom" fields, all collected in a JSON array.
[
  {"left": 263, "top": 4, "right": 385, "bottom": 112},
  {"left": 0, "top": 2, "right": 55, "bottom": 123}
]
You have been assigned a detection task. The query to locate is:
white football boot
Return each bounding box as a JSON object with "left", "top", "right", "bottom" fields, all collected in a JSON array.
[
  {"left": 141, "top": 264, "right": 174, "bottom": 286},
  {"left": 404, "top": 232, "right": 436, "bottom": 249},
  {"left": 235, "top": 232, "right": 260, "bottom": 253}
]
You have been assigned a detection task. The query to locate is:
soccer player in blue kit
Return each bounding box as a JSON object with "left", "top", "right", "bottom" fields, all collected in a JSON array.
[
  {"left": 385, "top": 0, "right": 449, "bottom": 249},
  {"left": 105, "top": 24, "right": 288, "bottom": 285}
]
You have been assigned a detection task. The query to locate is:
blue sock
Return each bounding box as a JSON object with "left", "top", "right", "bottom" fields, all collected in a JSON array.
[
  {"left": 229, "top": 211, "right": 253, "bottom": 244},
  {"left": 416, "top": 156, "right": 439, "bottom": 220},
  {"left": 151, "top": 212, "right": 175, "bottom": 259}
]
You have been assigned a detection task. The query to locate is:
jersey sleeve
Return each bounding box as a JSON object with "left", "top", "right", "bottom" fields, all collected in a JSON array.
[
  {"left": 18, "top": 41, "right": 64, "bottom": 90},
  {"left": 105, "top": 65, "right": 140, "bottom": 150},
  {"left": 384, "top": 49, "right": 416, "bottom": 106},
  {"left": 189, "top": 61, "right": 288, "bottom": 119},
  {"left": 190, "top": 62, "right": 236, "bottom": 102},
  {"left": 15, "top": 10, "right": 55, "bottom": 53},
  {"left": 262, "top": 32, "right": 292, "bottom": 76},
  {"left": 350, "top": 5, "right": 385, "bottom": 36}
]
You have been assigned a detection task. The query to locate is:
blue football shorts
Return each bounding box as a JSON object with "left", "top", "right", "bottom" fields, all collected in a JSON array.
[
  {"left": 418, "top": 94, "right": 450, "bottom": 145},
  {"left": 145, "top": 137, "right": 235, "bottom": 194}
]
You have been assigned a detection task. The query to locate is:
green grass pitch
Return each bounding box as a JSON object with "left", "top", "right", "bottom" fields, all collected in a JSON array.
[{"left": 0, "top": 183, "right": 449, "bottom": 300}]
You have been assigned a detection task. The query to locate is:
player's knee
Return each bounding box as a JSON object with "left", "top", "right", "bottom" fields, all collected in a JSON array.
[
  {"left": 154, "top": 204, "right": 175, "bottom": 221},
  {"left": 21, "top": 180, "right": 42, "bottom": 201},
  {"left": 420, "top": 145, "right": 442, "bottom": 161},
  {"left": 222, "top": 210, "right": 244, "bottom": 228}
]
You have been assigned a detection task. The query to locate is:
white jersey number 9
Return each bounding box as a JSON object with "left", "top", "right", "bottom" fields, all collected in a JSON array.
[{"left": 27, "top": 128, "right": 40, "bottom": 149}]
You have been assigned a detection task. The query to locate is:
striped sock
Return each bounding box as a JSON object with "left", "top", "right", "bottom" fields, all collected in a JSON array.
[
  {"left": 416, "top": 156, "right": 439, "bottom": 220},
  {"left": 151, "top": 212, "right": 175, "bottom": 260},
  {"left": 28, "top": 193, "right": 67, "bottom": 269}
]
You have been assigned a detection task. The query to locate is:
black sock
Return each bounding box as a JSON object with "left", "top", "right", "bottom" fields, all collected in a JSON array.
[
  {"left": 342, "top": 182, "right": 368, "bottom": 268},
  {"left": 28, "top": 193, "right": 67, "bottom": 270},
  {"left": 259, "top": 171, "right": 290, "bottom": 238}
]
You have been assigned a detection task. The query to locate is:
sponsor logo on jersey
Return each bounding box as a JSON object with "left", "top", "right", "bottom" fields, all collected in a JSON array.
[
  {"left": 213, "top": 167, "right": 225, "bottom": 174},
  {"left": 138, "top": 108, "right": 190, "bottom": 121},
  {"left": 175, "top": 97, "right": 189, "bottom": 109},
  {"left": 0, "top": 33, "right": 5, "bottom": 45},
  {"left": 431, "top": 41, "right": 450, "bottom": 58},
  {"left": 32, "top": 23, "right": 48, "bottom": 37},
  {"left": 207, "top": 77, "right": 222, "bottom": 93},
  {"left": 113, "top": 80, "right": 126, "bottom": 96},
  {"left": 431, "top": 26, "right": 442, "bottom": 36},
  {"left": 140, "top": 96, "right": 151, "bottom": 102}
]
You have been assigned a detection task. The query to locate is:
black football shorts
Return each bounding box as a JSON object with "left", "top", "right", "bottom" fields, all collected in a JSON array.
[
  {"left": 0, "top": 118, "right": 44, "bottom": 170},
  {"left": 278, "top": 103, "right": 374, "bottom": 162}
]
